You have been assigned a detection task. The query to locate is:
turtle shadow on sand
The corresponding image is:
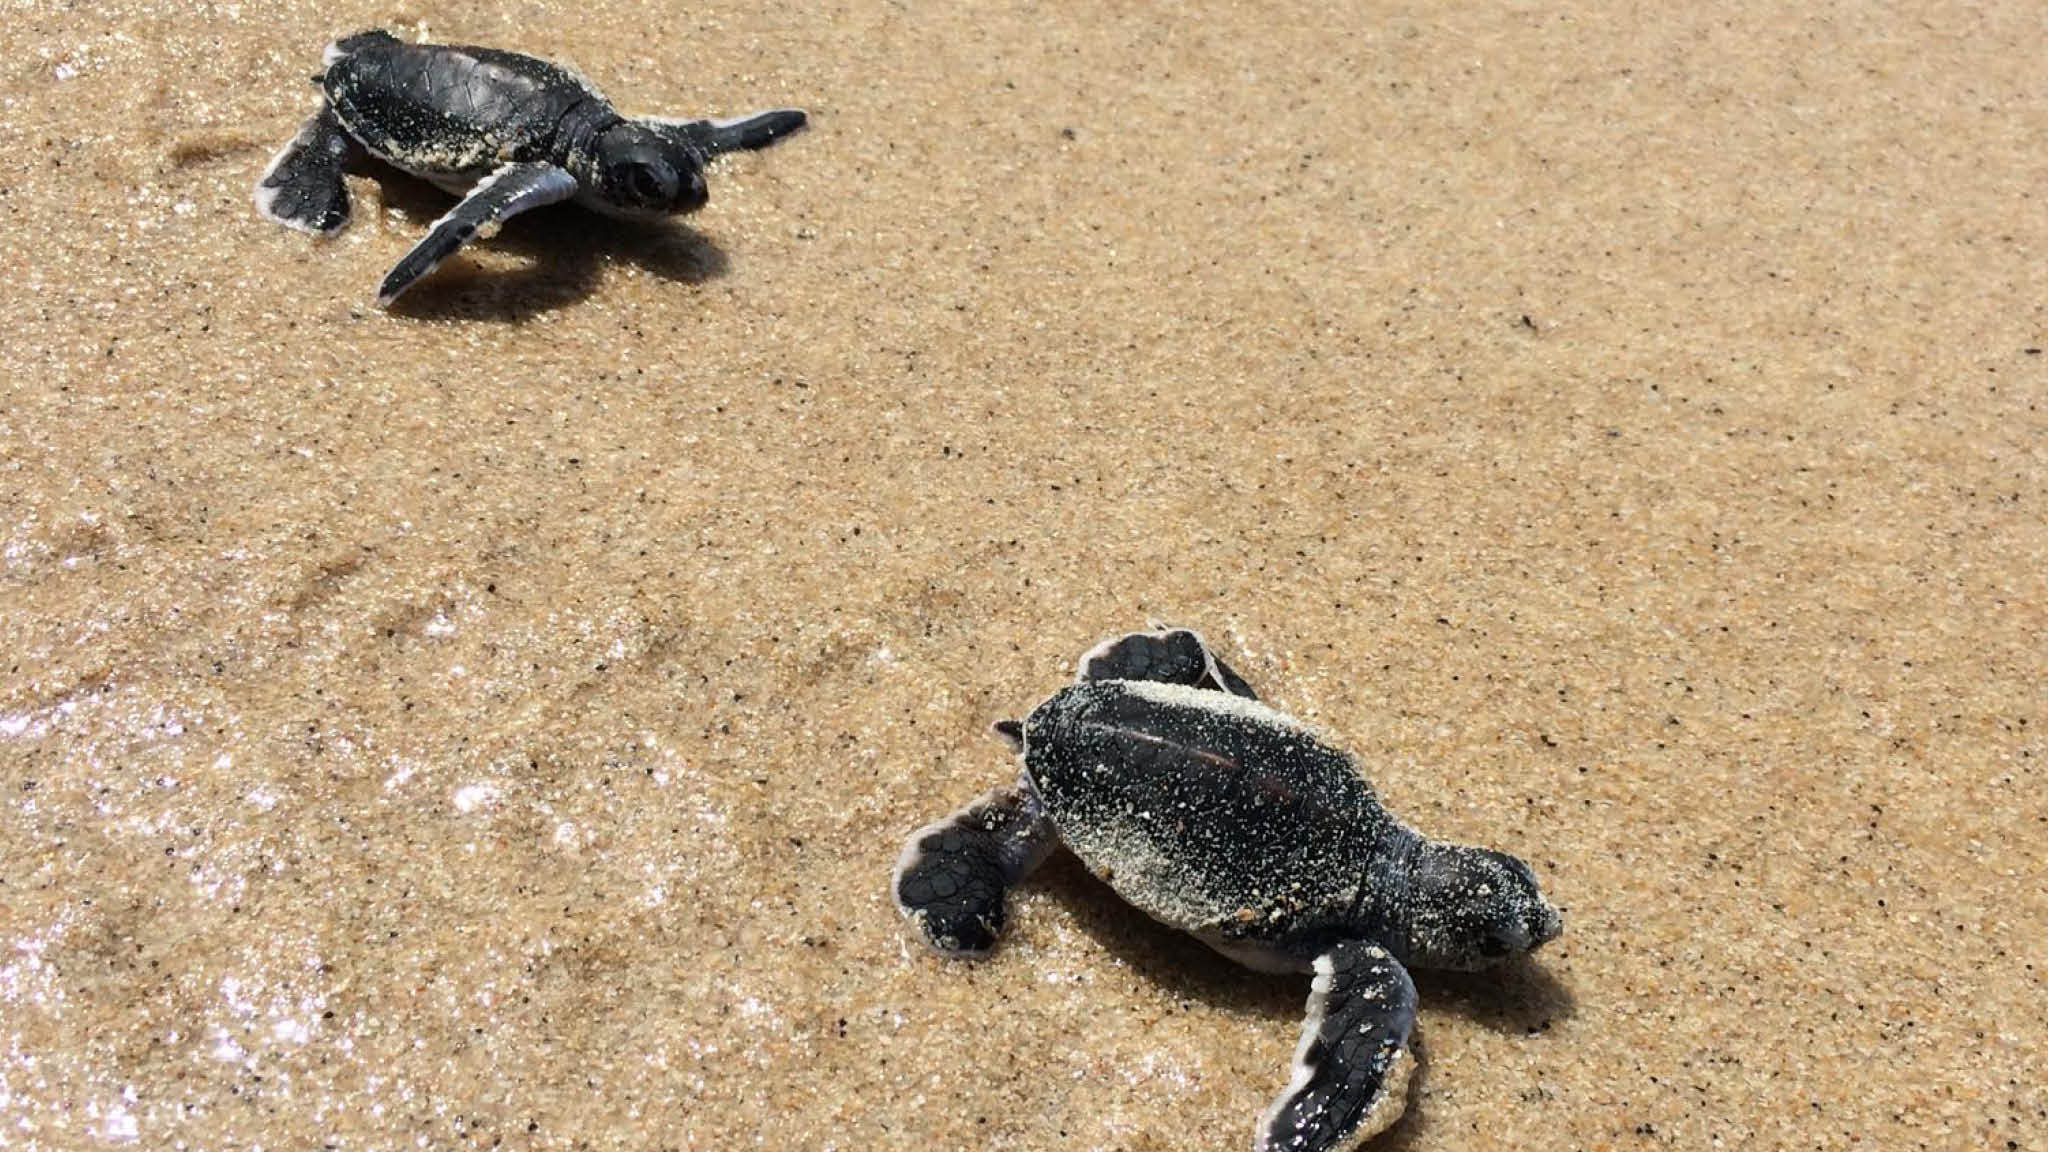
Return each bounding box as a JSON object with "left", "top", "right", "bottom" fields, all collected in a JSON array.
[
  {"left": 1035, "top": 853, "right": 1306, "bottom": 1018},
  {"left": 1036, "top": 852, "right": 1577, "bottom": 1032},
  {"left": 1411, "top": 952, "right": 1577, "bottom": 1036},
  {"left": 1032, "top": 851, "right": 1574, "bottom": 1148},
  {"left": 363, "top": 170, "right": 729, "bottom": 321}
]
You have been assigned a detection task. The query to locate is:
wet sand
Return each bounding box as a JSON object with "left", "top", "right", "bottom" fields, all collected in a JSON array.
[{"left": 2, "top": 0, "right": 2043, "bottom": 1148}]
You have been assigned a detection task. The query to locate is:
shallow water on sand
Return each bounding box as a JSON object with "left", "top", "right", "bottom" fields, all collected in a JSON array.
[{"left": 2, "top": 1, "right": 2043, "bottom": 1148}]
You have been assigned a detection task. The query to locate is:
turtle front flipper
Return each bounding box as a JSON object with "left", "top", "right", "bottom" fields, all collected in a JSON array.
[
  {"left": 375, "top": 161, "right": 579, "bottom": 307},
  {"left": 254, "top": 104, "right": 359, "bottom": 235},
  {"left": 1258, "top": 941, "right": 1417, "bottom": 1152},
  {"left": 647, "top": 109, "right": 808, "bottom": 159},
  {"left": 1076, "top": 627, "right": 1259, "bottom": 699},
  {"left": 893, "top": 785, "right": 1056, "bottom": 956}
]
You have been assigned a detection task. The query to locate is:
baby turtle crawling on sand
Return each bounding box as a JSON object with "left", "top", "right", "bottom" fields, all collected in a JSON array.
[
  {"left": 895, "top": 628, "right": 1564, "bottom": 1151},
  {"left": 255, "top": 30, "right": 807, "bottom": 306}
]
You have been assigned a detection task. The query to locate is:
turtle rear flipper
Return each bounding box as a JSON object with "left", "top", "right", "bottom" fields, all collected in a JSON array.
[
  {"left": 892, "top": 785, "right": 1055, "bottom": 956},
  {"left": 325, "top": 28, "right": 401, "bottom": 66},
  {"left": 375, "top": 161, "right": 578, "bottom": 307},
  {"left": 1258, "top": 941, "right": 1417, "bottom": 1152},
  {"left": 649, "top": 109, "right": 808, "bottom": 159},
  {"left": 1076, "top": 627, "right": 1259, "bottom": 699},
  {"left": 255, "top": 104, "right": 359, "bottom": 235}
]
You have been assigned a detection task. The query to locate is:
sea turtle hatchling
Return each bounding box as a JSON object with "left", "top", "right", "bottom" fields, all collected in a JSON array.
[
  {"left": 893, "top": 627, "right": 1565, "bottom": 1151},
  {"left": 254, "top": 30, "right": 807, "bottom": 306}
]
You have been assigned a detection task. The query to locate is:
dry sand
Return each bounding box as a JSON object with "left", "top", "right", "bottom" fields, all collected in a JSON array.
[{"left": 2, "top": 0, "right": 2044, "bottom": 1148}]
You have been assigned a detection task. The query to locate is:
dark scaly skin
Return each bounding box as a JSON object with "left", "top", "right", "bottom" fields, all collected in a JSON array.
[
  {"left": 893, "top": 788, "right": 1051, "bottom": 955},
  {"left": 1261, "top": 941, "right": 1417, "bottom": 1151},
  {"left": 321, "top": 32, "right": 616, "bottom": 183},
  {"left": 1025, "top": 680, "right": 1422, "bottom": 969},
  {"left": 256, "top": 105, "right": 357, "bottom": 233},
  {"left": 1077, "top": 627, "right": 1260, "bottom": 699}
]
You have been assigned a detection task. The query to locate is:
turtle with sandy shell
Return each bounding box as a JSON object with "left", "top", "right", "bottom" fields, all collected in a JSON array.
[
  {"left": 894, "top": 627, "right": 1565, "bottom": 1151},
  {"left": 255, "top": 30, "right": 806, "bottom": 306}
]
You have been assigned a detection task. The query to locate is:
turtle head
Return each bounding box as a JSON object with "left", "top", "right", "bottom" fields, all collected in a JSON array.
[
  {"left": 591, "top": 124, "right": 709, "bottom": 217},
  {"left": 1402, "top": 842, "right": 1562, "bottom": 971}
]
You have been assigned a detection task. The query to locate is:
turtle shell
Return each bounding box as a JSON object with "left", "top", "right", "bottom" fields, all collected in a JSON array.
[
  {"left": 1023, "top": 680, "right": 1415, "bottom": 962},
  {"left": 323, "top": 35, "right": 604, "bottom": 180}
]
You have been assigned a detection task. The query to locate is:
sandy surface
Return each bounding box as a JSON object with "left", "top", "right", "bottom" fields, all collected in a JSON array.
[{"left": 3, "top": 0, "right": 2044, "bottom": 1148}]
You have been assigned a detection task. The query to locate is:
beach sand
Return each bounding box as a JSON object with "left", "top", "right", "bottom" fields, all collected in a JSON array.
[{"left": 2, "top": 0, "right": 2043, "bottom": 1148}]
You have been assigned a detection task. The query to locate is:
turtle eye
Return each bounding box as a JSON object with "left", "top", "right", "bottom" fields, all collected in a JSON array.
[{"left": 623, "top": 164, "right": 669, "bottom": 204}]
